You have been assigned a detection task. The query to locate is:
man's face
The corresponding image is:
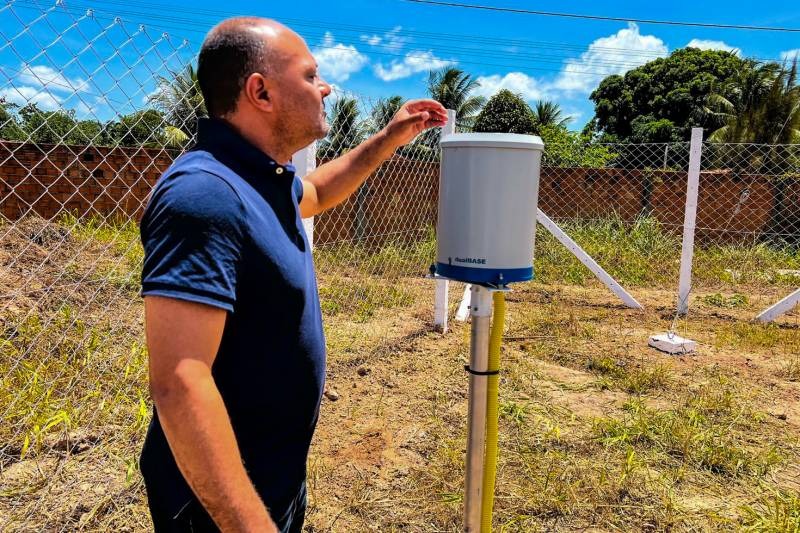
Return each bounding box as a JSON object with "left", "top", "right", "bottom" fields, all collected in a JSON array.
[{"left": 268, "top": 32, "right": 332, "bottom": 144}]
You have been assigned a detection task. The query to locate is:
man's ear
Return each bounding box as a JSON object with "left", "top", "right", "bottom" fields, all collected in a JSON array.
[{"left": 244, "top": 73, "right": 272, "bottom": 112}]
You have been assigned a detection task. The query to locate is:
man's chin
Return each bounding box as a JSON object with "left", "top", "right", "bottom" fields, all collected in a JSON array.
[{"left": 316, "top": 124, "right": 331, "bottom": 140}]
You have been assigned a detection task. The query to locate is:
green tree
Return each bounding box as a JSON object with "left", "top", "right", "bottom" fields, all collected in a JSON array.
[
  {"left": 426, "top": 67, "right": 485, "bottom": 129},
  {"left": 589, "top": 48, "right": 748, "bottom": 142},
  {"left": 108, "top": 109, "right": 167, "bottom": 147},
  {"left": 473, "top": 90, "right": 537, "bottom": 134},
  {"left": 369, "top": 95, "right": 404, "bottom": 134},
  {"left": 532, "top": 100, "right": 571, "bottom": 129},
  {"left": 19, "top": 104, "right": 77, "bottom": 144},
  {"left": 318, "top": 97, "right": 366, "bottom": 159},
  {"left": 539, "top": 124, "right": 617, "bottom": 168},
  {"left": 629, "top": 116, "right": 683, "bottom": 143},
  {"left": 16, "top": 104, "right": 103, "bottom": 145},
  {"left": 703, "top": 59, "right": 800, "bottom": 243},
  {"left": 706, "top": 59, "right": 800, "bottom": 144},
  {"left": 149, "top": 64, "right": 207, "bottom": 147},
  {"left": 0, "top": 99, "right": 25, "bottom": 141}
]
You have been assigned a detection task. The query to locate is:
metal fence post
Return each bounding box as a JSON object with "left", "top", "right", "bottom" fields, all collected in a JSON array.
[
  {"left": 677, "top": 128, "right": 703, "bottom": 316},
  {"left": 293, "top": 141, "right": 316, "bottom": 250},
  {"left": 434, "top": 109, "right": 457, "bottom": 332}
]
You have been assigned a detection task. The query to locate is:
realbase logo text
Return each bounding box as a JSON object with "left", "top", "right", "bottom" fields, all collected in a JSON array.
[{"left": 455, "top": 257, "right": 487, "bottom": 265}]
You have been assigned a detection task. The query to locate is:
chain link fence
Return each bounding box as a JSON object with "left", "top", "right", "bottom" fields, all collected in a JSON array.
[
  {"left": 536, "top": 140, "right": 800, "bottom": 299},
  {"left": 1, "top": 1, "right": 799, "bottom": 531},
  {"left": 1, "top": 2, "right": 197, "bottom": 530}
]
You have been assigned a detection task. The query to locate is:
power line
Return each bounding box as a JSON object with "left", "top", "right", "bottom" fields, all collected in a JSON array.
[
  {"left": 7, "top": 1, "right": 672, "bottom": 77},
  {"left": 21, "top": 0, "right": 789, "bottom": 64},
  {"left": 5, "top": 0, "right": 791, "bottom": 85},
  {"left": 404, "top": 0, "right": 800, "bottom": 33}
]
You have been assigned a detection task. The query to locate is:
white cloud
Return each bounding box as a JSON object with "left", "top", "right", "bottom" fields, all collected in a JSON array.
[
  {"left": 312, "top": 32, "right": 369, "bottom": 83},
  {"left": 781, "top": 49, "right": 800, "bottom": 61},
  {"left": 554, "top": 23, "right": 667, "bottom": 94},
  {"left": 474, "top": 72, "right": 548, "bottom": 102},
  {"left": 362, "top": 35, "right": 381, "bottom": 46},
  {"left": 17, "top": 64, "right": 88, "bottom": 93},
  {"left": 360, "top": 26, "right": 409, "bottom": 53},
  {"left": 562, "top": 108, "right": 583, "bottom": 124},
  {"left": 686, "top": 39, "right": 739, "bottom": 54},
  {"left": 374, "top": 51, "right": 454, "bottom": 82},
  {"left": 0, "top": 85, "right": 62, "bottom": 110}
]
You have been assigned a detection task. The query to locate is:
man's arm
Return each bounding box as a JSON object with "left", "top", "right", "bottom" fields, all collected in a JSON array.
[
  {"left": 299, "top": 99, "right": 447, "bottom": 218},
  {"left": 145, "top": 296, "right": 278, "bottom": 533}
]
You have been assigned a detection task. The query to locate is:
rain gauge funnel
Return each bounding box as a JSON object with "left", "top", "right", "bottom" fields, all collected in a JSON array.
[{"left": 435, "top": 133, "right": 544, "bottom": 285}]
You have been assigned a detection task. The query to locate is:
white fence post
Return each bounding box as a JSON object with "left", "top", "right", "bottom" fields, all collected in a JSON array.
[
  {"left": 537, "top": 210, "right": 643, "bottom": 309},
  {"left": 677, "top": 128, "right": 703, "bottom": 316},
  {"left": 756, "top": 289, "right": 800, "bottom": 323},
  {"left": 292, "top": 141, "right": 316, "bottom": 250},
  {"left": 434, "top": 109, "right": 457, "bottom": 332}
]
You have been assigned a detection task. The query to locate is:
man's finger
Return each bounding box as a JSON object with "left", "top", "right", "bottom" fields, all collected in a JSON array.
[
  {"left": 405, "top": 99, "right": 447, "bottom": 116},
  {"left": 396, "top": 110, "right": 431, "bottom": 128}
]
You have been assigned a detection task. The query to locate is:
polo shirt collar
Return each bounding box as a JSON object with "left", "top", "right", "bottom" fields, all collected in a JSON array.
[{"left": 195, "top": 118, "right": 296, "bottom": 183}]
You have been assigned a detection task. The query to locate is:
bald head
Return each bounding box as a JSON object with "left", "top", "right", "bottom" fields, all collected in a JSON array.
[{"left": 198, "top": 17, "right": 295, "bottom": 117}]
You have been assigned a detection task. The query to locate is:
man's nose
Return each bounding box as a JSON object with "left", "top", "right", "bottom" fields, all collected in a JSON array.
[{"left": 319, "top": 79, "right": 332, "bottom": 97}]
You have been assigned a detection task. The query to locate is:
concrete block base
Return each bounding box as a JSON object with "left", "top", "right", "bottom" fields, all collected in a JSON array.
[{"left": 648, "top": 333, "right": 697, "bottom": 355}]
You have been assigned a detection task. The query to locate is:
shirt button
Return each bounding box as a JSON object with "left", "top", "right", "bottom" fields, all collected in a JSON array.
[{"left": 276, "top": 167, "right": 284, "bottom": 175}]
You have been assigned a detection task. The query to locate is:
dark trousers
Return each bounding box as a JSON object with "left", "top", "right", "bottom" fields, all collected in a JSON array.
[{"left": 148, "top": 483, "right": 307, "bottom": 533}]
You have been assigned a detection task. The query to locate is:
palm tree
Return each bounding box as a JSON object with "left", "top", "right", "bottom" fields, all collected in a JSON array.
[
  {"left": 705, "top": 60, "right": 778, "bottom": 142},
  {"left": 532, "top": 100, "right": 571, "bottom": 129},
  {"left": 370, "top": 95, "right": 404, "bottom": 134},
  {"left": 705, "top": 59, "right": 800, "bottom": 243},
  {"left": 149, "top": 64, "right": 207, "bottom": 147},
  {"left": 318, "top": 97, "right": 367, "bottom": 159},
  {"left": 426, "top": 67, "right": 485, "bottom": 129}
]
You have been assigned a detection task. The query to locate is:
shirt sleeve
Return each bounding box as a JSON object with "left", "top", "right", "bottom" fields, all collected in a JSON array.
[
  {"left": 140, "top": 171, "right": 245, "bottom": 312},
  {"left": 292, "top": 175, "right": 304, "bottom": 204}
]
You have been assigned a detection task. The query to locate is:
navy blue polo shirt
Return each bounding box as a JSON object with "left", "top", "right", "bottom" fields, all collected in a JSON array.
[{"left": 139, "top": 118, "right": 326, "bottom": 524}]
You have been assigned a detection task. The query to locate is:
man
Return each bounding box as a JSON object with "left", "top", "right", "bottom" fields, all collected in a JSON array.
[{"left": 139, "top": 16, "right": 447, "bottom": 533}]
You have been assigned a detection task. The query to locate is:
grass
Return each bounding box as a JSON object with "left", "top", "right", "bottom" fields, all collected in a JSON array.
[
  {"left": 586, "top": 356, "right": 672, "bottom": 394},
  {"left": 534, "top": 215, "right": 800, "bottom": 289},
  {"left": 714, "top": 322, "right": 800, "bottom": 351},
  {"left": 702, "top": 292, "right": 750, "bottom": 308},
  {"left": 594, "top": 387, "right": 782, "bottom": 478},
  {"left": 318, "top": 277, "right": 414, "bottom": 321},
  {"left": 1, "top": 215, "right": 799, "bottom": 531},
  {"left": 742, "top": 490, "right": 800, "bottom": 532}
]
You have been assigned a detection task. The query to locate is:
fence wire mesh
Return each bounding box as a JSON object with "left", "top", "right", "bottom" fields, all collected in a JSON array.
[
  {"left": 0, "top": 2, "right": 198, "bottom": 531},
  {"left": 1, "top": 1, "right": 799, "bottom": 531},
  {"left": 311, "top": 88, "right": 441, "bottom": 321}
]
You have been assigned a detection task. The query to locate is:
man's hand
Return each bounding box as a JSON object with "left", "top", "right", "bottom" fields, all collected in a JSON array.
[
  {"left": 298, "top": 98, "right": 448, "bottom": 218},
  {"left": 382, "top": 99, "right": 448, "bottom": 149}
]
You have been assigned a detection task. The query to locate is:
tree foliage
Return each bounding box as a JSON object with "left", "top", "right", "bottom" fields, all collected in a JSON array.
[
  {"left": 149, "top": 64, "right": 207, "bottom": 147},
  {"left": 473, "top": 90, "right": 537, "bottom": 134},
  {"left": 318, "top": 97, "right": 366, "bottom": 159},
  {"left": 14, "top": 104, "right": 105, "bottom": 145},
  {"left": 539, "top": 125, "right": 618, "bottom": 168},
  {"left": 0, "top": 101, "right": 170, "bottom": 148},
  {"left": 706, "top": 59, "right": 800, "bottom": 144},
  {"left": 369, "top": 95, "right": 404, "bottom": 134},
  {"left": 0, "top": 99, "right": 26, "bottom": 141},
  {"left": 532, "top": 100, "right": 571, "bottom": 129},
  {"left": 589, "top": 48, "right": 748, "bottom": 142},
  {"left": 106, "top": 109, "right": 168, "bottom": 147},
  {"left": 426, "top": 67, "right": 485, "bottom": 129}
]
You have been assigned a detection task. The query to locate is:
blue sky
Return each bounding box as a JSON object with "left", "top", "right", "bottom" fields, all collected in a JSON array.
[{"left": 1, "top": 0, "right": 799, "bottom": 129}]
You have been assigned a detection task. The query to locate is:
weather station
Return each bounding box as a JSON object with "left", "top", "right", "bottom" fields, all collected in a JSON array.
[{"left": 433, "top": 132, "right": 544, "bottom": 532}]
